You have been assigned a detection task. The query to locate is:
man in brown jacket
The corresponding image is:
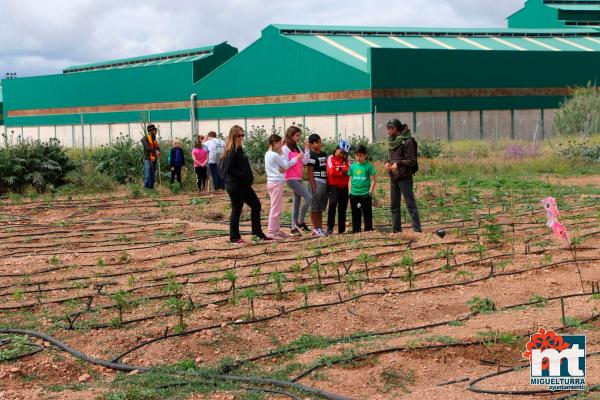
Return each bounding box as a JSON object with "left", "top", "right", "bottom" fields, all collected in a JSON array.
[{"left": 383, "top": 119, "right": 422, "bottom": 233}]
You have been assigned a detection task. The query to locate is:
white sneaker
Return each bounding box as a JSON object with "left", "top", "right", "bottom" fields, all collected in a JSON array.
[{"left": 312, "top": 228, "right": 325, "bottom": 237}]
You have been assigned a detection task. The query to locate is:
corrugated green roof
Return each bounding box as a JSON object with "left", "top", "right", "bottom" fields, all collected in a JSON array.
[
  {"left": 273, "top": 24, "right": 600, "bottom": 36},
  {"left": 63, "top": 43, "right": 224, "bottom": 73},
  {"left": 547, "top": 4, "right": 600, "bottom": 10},
  {"left": 278, "top": 25, "right": 600, "bottom": 72}
]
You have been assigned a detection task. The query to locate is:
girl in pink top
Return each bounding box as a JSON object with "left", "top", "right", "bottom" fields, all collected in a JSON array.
[
  {"left": 282, "top": 126, "right": 311, "bottom": 235},
  {"left": 192, "top": 135, "right": 209, "bottom": 192}
]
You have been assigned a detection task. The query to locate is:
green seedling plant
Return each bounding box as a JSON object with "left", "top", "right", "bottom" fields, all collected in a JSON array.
[
  {"left": 529, "top": 295, "right": 549, "bottom": 308},
  {"left": 295, "top": 285, "right": 311, "bottom": 307},
  {"left": 269, "top": 271, "right": 286, "bottom": 300},
  {"left": 119, "top": 251, "right": 131, "bottom": 264},
  {"left": 163, "top": 273, "right": 187, "bottom": 333},
  {"left": 49, "top": 255, "right": 62, "bottom": 267},
  {"left": 309, "top": 263, "right": 323, "bottom": 290},
  {"left": 111, "top": 290, "right": 132, "bottom": 327},
  {"left": 344, "top": 272, "right": 364, "bottom": 295},
  {"left": 240, "top": 288, "right": 257, "bottom": 320},
  {"left": 472, "top": 243, "right": 487, "bottom": 261},
  {"left": 400, "top": 251, "right": 416, "bottom": 288},
  {"left": 223, "top": 271, "right": 238, "bottom": 301},
  {"left": 356, "top": 253, "right": 376, "bottom": 281},
  {"left": 467, "top": 296, "right": 496, "bottom": 314},
  {"left": 208, "top": 276, "right": 221, "bottom": 293}
]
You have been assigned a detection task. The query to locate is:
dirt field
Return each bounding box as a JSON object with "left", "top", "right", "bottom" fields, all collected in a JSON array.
[{"left": 0, "top": 177, "right": 599, "bottom": 400}]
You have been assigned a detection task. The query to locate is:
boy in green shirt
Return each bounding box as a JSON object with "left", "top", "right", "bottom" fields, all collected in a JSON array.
[{"left": 348, "top": 145, "right": 376, "bottom": 233}]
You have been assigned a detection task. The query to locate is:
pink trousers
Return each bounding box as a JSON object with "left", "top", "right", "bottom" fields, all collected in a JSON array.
[{"left": 267, "top": 182, "right": 285, "bottom": 235}]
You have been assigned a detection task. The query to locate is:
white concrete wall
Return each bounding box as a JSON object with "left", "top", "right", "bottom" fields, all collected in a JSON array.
[
  {"left": 5, "top": 110, "right": 556, "bottom": 149},
  {"left": 416, "top": 112, "right": 449, "bottom": 140}
]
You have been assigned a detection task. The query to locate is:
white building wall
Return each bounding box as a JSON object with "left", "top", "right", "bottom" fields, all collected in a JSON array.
[{"left": 6, "top": 109, "right": 557, "bottom": 149}]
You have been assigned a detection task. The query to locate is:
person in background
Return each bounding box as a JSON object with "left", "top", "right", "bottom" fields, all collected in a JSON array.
[
  {"left": 169, "top": 139, "right": 186, "bottom": 189},
  {"left": 220, "top": 125, "right": 271, "bottom": 244},
  {"left": 306, "top": 134, "right": 328, "bottom": 237},
  {"left": 326, "top": 139, "right": 352, "bottom": 235},
  {"left": 264, "top": 134, "right": 304, "bottom": 239},
  {"left": 204, "top": 131, "right": 226, "bottom": 192},
  {"left": 348, "top": 144, "right": 376, "bottom": 233},
  {"left": 384, "top": 119, "right": 422, "bottom": 233},
  {"left": 283, "top": 126, "right": 312, "bottom": 236},
  {"left": 141, "top": 124, "right": 160, "bottom": 189},
  {"left": 192, "top": 135, "right": 209, "bottom": 193}
]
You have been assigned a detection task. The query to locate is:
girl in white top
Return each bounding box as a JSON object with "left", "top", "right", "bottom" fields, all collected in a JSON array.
[{"left": 265, "top": 134, "right": 303, "bottom": 239}]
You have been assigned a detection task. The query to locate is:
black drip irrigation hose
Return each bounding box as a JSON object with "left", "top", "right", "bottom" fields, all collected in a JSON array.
[
  {"left": 226, "top": 288, "right": 600, "bottom": 374},
  {"left": 467, "top": 351, "right": 600, "bottom": 396},
  {"left": 0, "top": 337, "right": 44, "bottom": 362},
  {"left": 0, "top": 328, "right": 353, "bottom": 400},
  {"left": 86, "top": 256, "right": 600, "bottom": 361}
]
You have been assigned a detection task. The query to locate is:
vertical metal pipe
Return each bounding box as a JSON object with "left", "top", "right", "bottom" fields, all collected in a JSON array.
[
  {"left": 446, "top": 111, "right": 452, "bottom": 142},
  {"left": 190, "top": 93, "right": 197, "bottom": 141},
  {"left": 541, "top": 109, "right": 545, "bottom": 140},
  {"left": 80, "top": 114, "right": 86, "bottom": 160},
  {"left": 479, "top": 110, "right": 484, "bottom": 140}
]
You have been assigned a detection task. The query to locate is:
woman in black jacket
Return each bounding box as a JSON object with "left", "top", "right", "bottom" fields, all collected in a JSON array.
[{"left": 220, "top": 125, "right": 270, "bottom": 244}]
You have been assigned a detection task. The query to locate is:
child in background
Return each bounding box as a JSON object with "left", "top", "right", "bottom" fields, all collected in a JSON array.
[
  {"left": 192, "top": 135, "right": 209, "bottom": 193},
  {"left": 169, "top": 139, "right": 186, "bottom": 189},
  {"left": 348, "top": 145, "right": 376, "bottom": 233},
  {"left": 306, "top": 134, "right": 328, "bottom": 237},
  {"left": 326, "top": 140, "right": 352, "bottom": 235},
  {"left": 283, "top": 126, "right": 312, "bottom": 235},
  {"left": 264, "top": 134, "right": 304, "bottom": 239}
]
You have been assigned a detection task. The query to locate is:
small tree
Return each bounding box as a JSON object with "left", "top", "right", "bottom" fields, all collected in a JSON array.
[
  {"left": 163, "top": 274, "right": 187, "bottom": 333},
  {"left": 223, "top": 271, "right": 238, "bottom": 297},
  {"left": 295, "top": 285, "right": 311, "bottom": 307},
  {"left": 554, "top": 84, "right": 600, "bottom": 136},
  {"left": 400, "top": 251, "right": 415, "bottom": 288},
  {"left": 357, "top": 253, "right": 376, "bottom": 281},
  {"left": 269, "top": 271, "right": 286, "bottom": 300},
  {"left": 111, "top": 290, "right": 132, "bottom": 326},
  {"left": 240, "top": 288, "right": 257, "bottom": 319}
]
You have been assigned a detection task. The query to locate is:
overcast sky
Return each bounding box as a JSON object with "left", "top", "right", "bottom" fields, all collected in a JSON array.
[{"left": 0, "top": 0, "right": 524, "bottom": 78}]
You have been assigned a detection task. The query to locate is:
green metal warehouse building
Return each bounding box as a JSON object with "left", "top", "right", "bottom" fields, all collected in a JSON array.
[{"left": 2, "top": 0, "right": 600, "bottom": 146}]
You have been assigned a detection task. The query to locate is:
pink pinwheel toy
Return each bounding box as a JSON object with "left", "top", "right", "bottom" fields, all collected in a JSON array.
[{"left": 541, "top": 197, "right": 570, "bottom": 245}]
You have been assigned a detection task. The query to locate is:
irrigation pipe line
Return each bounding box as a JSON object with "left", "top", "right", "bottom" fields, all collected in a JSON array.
[
  {"left": 467, "top": 351, "right": 600, "bottom": 396},
  {"left": 107, "top": 259, "right": 600, "bottom": 364},
  {"left": 0, "top": 337, "right": 44, "bottom": 362},
  {"left": 292, "top": 310, "right": 600, "bottom": 385},
  {"left": 227, "top": 288, "right": 600, "bottom": 373},
  {"left": 0, "top": 328, "right": 352, "bottom": 400}
]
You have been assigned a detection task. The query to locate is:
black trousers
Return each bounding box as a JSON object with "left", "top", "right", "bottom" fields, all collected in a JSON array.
[
  {"left": 350, "top": 194, "right": 373, "bottom": 233},
  {"left": 390, "top": 177, "right": 422, "bottom": 233},
  {"left": 327, "top": 186, "right": 349, "bottom": 234},
  {"left": 170, "top": 166, "right": 182, "bottom": 187},
  {"left": 226, "top": 184, "right": 265, "bottom": 241},
  {"left": 195, "top": 166, "right": 208, "bottom": 191}
]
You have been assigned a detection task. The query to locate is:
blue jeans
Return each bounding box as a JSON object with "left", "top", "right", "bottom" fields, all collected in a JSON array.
[
  {"left": 144, "top": 160, "right": 157, "bottom": 189},
  {"left": 208, "top": 163, "right": 225, "bottom": 190}
]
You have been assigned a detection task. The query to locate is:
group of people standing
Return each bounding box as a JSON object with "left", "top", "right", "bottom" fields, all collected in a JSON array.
[
  {"left": 219, "top": 119, "right": 422, "bottom": 245},
  {"left": 141, "top": 125, "right": 227, "bottom": 193}
]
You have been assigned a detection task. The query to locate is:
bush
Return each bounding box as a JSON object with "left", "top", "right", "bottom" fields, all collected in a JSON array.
[
  {"left": 58, "top": 162, "right": 115, "bottom": 195},
  {"left": 504, "top": 143, "right": 541, "bottom": 159},
  {"left": 554, "top": 84, "right": 600, "bottom": 136},
  {"left": 0, "top": 134, "right": 75, "bottom": 194},
  {"left": 418, "top": 138, "right": 443, "bottom": 159},
  {"left": 557, "top": 140, "right": 600, "bottom": 163},
  {"left": 244, "top": 125, "right": 279, "bottom": 174},
  {"left": 90, "top": 134, "right": 143, "bottom": 184}
]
